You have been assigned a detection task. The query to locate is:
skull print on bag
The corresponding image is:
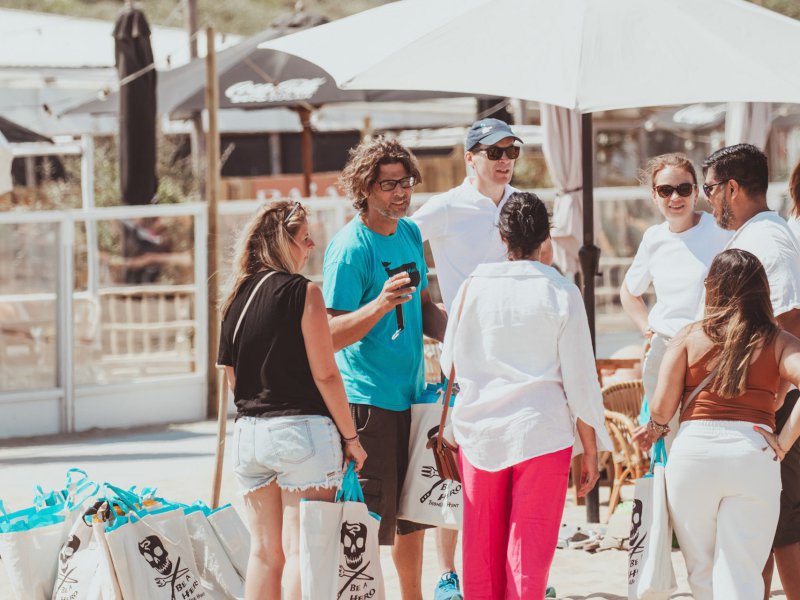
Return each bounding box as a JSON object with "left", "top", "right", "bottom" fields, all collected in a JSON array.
[
  {"left": 59, "top": 535, "right": 81, "bottom": 570},
  {"left": 340, "top": 521, "right": 367, "bottom": 570},
  {"left": 628, "top": 498, "right": 647, "bottom": 584},
  {"left": 138, "top": 535, "right": 173, "bottom": 576}
]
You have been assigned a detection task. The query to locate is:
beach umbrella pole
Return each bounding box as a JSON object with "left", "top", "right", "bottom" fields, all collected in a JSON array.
[
  {"left": 205, "top": 26, "right": 221, "bottom": 419},
  {"left": 297, "top": 107, "right": 313, "bottom": 197},
  {"left": 578, "top": 112, "right": 601, "bottom": 523}
]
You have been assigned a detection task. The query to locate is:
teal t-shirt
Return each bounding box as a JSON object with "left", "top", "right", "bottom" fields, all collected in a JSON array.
[{"left": 322, "top": 216, "right": 428, "bottom": 412}]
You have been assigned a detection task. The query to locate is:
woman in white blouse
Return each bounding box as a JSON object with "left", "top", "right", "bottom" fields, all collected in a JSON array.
[
  {"left": 620, "top": 153, "right": 731, "bottom": 442},
  {"left": 440, "top": 192, "right": 611, "bottom": 600}
]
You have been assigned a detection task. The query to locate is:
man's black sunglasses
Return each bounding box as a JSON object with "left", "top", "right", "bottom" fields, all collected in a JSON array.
[
  {"left": 377, "top": 176, "right": 417, "bottom": 192},
  {"left": 702, "top": 179, "right": 731, "bottom": 197},
  {"left": 474, "top": 145, "right": 521, "bottom": 161}
]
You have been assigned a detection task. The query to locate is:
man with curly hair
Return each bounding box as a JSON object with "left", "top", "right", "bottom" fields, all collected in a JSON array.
[{"left": 323, "top": 137, "right": 447, "bottom": 600}]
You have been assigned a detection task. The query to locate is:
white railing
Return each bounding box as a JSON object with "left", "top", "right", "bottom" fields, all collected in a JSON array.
[{"left": 0, "top": 182, "right": 792, "bottom": 437}]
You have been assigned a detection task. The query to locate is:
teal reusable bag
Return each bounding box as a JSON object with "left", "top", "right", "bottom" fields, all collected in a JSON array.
[{"left": 0, "top": 469, "right": 97, "bottom": 600}]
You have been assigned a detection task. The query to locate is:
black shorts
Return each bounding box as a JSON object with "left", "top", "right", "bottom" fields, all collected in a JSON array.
[
  {"left": 350, "top": 403, "right": 432, "bottom": 545},
  {"left": 775, "top": 389, "right": 800, "bottom": 548}
]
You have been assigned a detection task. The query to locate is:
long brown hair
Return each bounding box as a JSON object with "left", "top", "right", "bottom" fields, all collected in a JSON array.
[
  {"left": 702, "top": 248, "right": 778, "bottom": 398},
  {"left": 790, "top": 159, "right": 800, "bottom": 218},
  {"left": 220, "top": 200, "right": 308, "bottom": 318}
]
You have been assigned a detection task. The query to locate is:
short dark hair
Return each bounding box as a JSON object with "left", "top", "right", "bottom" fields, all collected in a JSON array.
[
  {"left": 339, "top": 137, "right": 422, "bottom": 212},
  {"left": 498, "top": 192, "right": 550, "bottom": 257},
  {"left": 702, "top": 143, "right": 768, "bottom": 196}
]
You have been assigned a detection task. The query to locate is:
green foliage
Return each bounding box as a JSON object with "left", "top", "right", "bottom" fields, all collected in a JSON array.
[
  {"left": 760, "top": 0, "right": 800, "bottom": 20},
  {"left": 93, "top": 133, "right": 197, "bottom": 206},
  {"left": 0, "top": 0, "right": 390, "bottom": 36}
]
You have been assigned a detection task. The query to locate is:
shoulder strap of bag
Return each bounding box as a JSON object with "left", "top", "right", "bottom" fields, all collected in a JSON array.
[
  {"left": 680, "top": 365, "right": 719, "bottom": 417},
  {"left": 232, "top": 271, "right": 277, "bottom": 344},
  {"left": 437, "top": 277, "right": 473, "bottom": 446}
]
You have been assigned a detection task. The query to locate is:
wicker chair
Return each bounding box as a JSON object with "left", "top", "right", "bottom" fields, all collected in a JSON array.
[
  {"left": 604, "top": 409, "right": 649, "bottom": 519},
  {"left": 601, "top": 379, "right": 645, "bottom": 421}
]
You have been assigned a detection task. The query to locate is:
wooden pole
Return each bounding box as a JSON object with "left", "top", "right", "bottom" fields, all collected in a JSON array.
[
  {"left": 298, "top": 107, "right": 313, "bottom": 197},
  {"left": 578, "top": 112, "right": 602, "bottom": 523},
  {"left": 211, "top": 366, "right": 228, "bottom": 508},
  {"left": 205, "top": 26, "right": 221, "bottom": 418}
]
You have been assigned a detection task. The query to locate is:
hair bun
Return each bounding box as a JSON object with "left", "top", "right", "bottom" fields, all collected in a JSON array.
[{"left": 498, "top": 192, "right": 550, "bottom": 258}]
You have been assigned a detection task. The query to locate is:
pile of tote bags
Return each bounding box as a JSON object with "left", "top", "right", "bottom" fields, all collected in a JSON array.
[{"left": 0, "top": 469, "right": 249, "bottom": 600}]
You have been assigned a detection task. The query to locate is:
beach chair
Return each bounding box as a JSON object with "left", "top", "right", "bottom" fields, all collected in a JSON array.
[
  {"left": 601, "top": 379, "right": 644, "bottom": 421},
  {"left": 604, "top": 409, "right": 648, "bottom": 520}
]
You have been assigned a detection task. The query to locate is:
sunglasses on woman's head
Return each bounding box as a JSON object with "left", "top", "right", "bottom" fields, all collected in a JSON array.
[
  {"left": 284, "top": 201, "right": 302, "bottom": 224},
  {"left": 654, "top": 183, "right": 695, "bottom": 199},
  {"left": 475, "top": 145, "right": 521, "bottom": 161}
]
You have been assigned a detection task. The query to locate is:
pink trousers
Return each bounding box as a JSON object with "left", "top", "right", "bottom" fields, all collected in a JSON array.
[{"left": 459, "top": 446, "right": 573, "bottom": 599}]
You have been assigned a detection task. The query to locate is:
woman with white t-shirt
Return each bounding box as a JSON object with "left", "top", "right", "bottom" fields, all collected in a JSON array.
[
  {"left": 620, "top": 153, "right": 731, "bottom": 431},
  {"left": 440, "top": 192, "right": 611, "bottom": 599}
]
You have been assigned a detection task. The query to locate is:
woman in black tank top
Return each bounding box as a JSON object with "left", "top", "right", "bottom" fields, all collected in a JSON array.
[{"left": 217, "top": 201, "right": 366, "bottom": 600}]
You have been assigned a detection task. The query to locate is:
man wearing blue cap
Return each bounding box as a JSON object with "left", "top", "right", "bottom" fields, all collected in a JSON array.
[
  {"left": 411, "top": 119, "right": 555, "bottom": 600},
  {"left": 413, "top": 118, "right": 526, "bottom": 314}
]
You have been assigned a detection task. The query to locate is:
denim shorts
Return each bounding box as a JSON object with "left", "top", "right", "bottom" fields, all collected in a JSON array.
[{"left": 232, "top": 415, "right": 344, "bottom": 494}]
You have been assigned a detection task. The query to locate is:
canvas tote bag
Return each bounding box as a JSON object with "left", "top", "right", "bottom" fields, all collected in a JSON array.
[
  {"left": 627, "top": 438, "right": 676, "bottom": 600},
  {"left": 299, "top": 462, "right": 384, "bottom": 600},
  {"left": 397, "top": 383, "right": 462, "bottom": 529}
]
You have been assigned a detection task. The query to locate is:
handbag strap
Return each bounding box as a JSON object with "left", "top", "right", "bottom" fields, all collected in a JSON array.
[
  {"left": 232, "top": 271, "right": 276, "bottom": 344},
  {"left": 437, "top": 278, "right": 473, "bottom": 446},
  {"left": 680, "top": 365, "right": 719, "bottom": 417}
]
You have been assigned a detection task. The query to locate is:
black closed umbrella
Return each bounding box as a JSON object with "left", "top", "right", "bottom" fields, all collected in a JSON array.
[{"left": 114, "top": 7, "right": 157, "bottom": 205}]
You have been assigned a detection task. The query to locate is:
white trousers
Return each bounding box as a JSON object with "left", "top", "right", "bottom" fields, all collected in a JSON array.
[
  {"left": 665, "top": 420, "right": 781, "bottom": 600},
  {"left": 643, "top": 333, "right": 679, "bottom": 449}
]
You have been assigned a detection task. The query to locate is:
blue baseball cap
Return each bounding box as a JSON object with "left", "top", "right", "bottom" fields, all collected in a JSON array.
[{"left": 465, "top": 118, "right": 523, "bottom": 150}]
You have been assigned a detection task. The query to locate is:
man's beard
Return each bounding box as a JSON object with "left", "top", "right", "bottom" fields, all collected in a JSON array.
[{"left": 715, "top": 196, "right": 733, "bottom": 229}]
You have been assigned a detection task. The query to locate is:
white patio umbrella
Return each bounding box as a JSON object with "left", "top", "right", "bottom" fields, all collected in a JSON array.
[
  {"left": 262, "top": 0, "right": 800, "bottom": 331},
  {"left": 262, "top": 0, "right": 800, "bottom": 111},
  {"left": 263, "top": 0, "right": 800, "bottom": 521}
]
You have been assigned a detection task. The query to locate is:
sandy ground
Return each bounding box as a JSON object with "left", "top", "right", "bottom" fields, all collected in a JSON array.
[{"left": 0, "top": 420, "right": 787, "bottom": 599}]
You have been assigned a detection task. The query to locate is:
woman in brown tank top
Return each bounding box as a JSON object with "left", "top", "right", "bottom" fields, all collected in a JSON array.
[{"left": 647, "top": 249, "right": 800, "bottom": 600}]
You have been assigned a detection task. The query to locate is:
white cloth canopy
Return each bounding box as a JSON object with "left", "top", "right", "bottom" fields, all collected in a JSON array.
[
  {"left": 0, "top": 132, "right": 12, "bottom": 195},
  {"left": 725, "top": 102, "right": 773, "bottom": 149},
  {"left": 541, "top": 104, "right": 583, "bottom": 277},
  {"left": 263, "top": 0, "right": 800, "bottom": 112}
]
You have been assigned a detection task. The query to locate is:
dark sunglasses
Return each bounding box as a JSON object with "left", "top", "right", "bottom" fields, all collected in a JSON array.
[
  {"left": 702, "top": 179, "right": 730, "bottom": 197},
  {"left": 654, "top": 183, "right": 695, "bottom": 199},
  {"left": 476, "top": 145, "right": 521, "bottom": 160},
  {"left": 377, "top": 176, "right": 416, "bottom": 192}
]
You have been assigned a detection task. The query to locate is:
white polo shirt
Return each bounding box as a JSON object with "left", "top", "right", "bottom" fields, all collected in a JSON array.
[
  {"left": 411, "top": 178, "right": 516, "bottom": 309},
  {"left": 725, "top": 211, "right": 800, "bottom": 317}
]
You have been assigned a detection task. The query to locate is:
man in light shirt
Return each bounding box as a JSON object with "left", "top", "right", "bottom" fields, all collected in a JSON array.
[
  {"left": 412, "top": 119, "right": 555, "bottom": 600},
  {"left": 702, "top": 143, "right": 800, "bottom": 598}
]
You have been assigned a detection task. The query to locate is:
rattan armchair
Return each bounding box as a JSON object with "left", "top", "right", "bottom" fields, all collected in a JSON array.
[
  {"left": 601, "top": 379, "right": 644, "bottom": 421},
  {"left": 604, "top": 409, "right": 649, "bottom": 519}
]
